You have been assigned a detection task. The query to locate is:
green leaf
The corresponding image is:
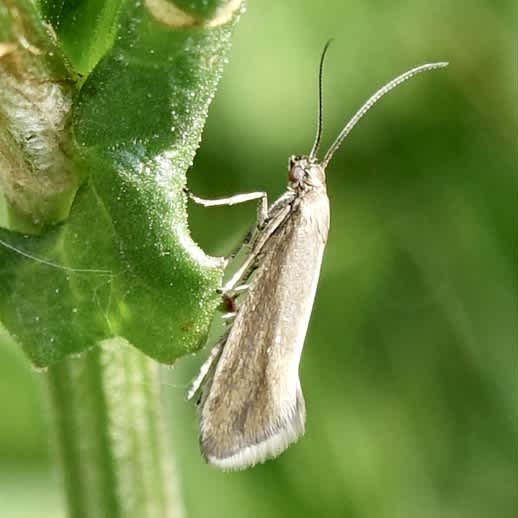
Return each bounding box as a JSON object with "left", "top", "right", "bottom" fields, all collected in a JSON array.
[
  {"left": 0, "top": 0, "right": 244, "bottom": 367},
  {"left": 38, "top": 0, "right": 125, "bottom": 77}
]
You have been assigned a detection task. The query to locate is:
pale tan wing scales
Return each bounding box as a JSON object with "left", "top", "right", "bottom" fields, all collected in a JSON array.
[{"left": 199, "top": 188, "right": 330, "bottom": 469}]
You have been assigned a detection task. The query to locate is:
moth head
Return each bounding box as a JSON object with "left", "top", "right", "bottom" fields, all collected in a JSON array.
[{"left": 288, "top": 155, "right": 326, "bottom": 189}]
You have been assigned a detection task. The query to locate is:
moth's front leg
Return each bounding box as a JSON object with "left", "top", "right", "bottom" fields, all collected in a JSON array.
[
  {"left": 185, "top": 188, "right": 268, "bottom": 264},
  {"left": 185, "top": 189, "right": 268, "bottom": 226}
]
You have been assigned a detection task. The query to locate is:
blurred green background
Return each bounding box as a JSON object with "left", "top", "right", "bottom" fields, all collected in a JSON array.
[{"left": 1, "top": 0, "right": 515, "bottom": 517}]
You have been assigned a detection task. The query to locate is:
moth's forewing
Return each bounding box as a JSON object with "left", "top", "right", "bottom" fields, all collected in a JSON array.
[
  {"left": 198, "top": 187, "right": 330, "bottom": 470},
  {"left": 191, "top": 58, "right": 449, "bottom": 470}
]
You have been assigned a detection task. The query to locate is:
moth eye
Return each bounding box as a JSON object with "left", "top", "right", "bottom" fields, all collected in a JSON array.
[{"left": 288, "top": 164, "right": 305, "bottom": 183}]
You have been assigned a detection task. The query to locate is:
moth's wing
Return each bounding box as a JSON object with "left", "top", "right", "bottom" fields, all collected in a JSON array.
[
  {"left": 198, "top": 190, "right": 330, "bottom": 469},
  {"left": 187, "top": 333, "right": 226, "bottom": 401},
  {"left": 187, "top": 199, "right": 294, "bottom": 401}
]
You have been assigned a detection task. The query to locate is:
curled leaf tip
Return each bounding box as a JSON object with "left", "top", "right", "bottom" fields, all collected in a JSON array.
[{"left": 145, "top": 0, "right": 243, "bottom": 28}]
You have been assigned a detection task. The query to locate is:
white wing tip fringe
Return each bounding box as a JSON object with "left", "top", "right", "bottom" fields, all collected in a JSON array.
[
  {"left": 201, "top": 388, "right": 306, "bottom": 470},
  {"left": 205, "top": 414, "right": 305, "bottom": 471}
]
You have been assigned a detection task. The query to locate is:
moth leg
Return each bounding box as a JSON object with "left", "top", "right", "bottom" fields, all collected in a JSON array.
[
  {"left": 187, "top": 338, "right": 225, "bottom": 401},
  {"left": 185, "top": 189, "right": 268, "bottom": 226},
  {"left": 221, "top": 248, "right": 261, "bottom": 293},
  {"left": 185, "top": 188, "right": 269, "bottom": 268},
  {"left": 217, "top": 284, "right": 249, "bottom": 298},
  {"left": 225, "top": 228, "right": 253, "bottom": 263},
  {"left": 188, "top": 289, "right": 238, "bottom": 401},
  {"left": 230, "top": 284, "right": 249, "bottom": 294},
  {"left": 222, "top": 199, "right": 294, "bottom": 293},
  {"left": 221, "top": 312, "right": 237, "bottom": 323}
]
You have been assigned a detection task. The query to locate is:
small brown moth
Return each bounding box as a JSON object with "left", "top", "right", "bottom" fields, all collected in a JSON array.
[{"left": 187, "top": 41, "right": 447, "bottom": 470}]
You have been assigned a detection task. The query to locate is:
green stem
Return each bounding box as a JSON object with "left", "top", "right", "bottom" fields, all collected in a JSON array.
[{"left": 46, "top": 339, "right": 183, "bottom": 518}]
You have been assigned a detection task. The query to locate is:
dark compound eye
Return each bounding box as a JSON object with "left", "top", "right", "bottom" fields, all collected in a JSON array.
[{"left": 289, "top": 164, "right": 305, "bottom": 183}]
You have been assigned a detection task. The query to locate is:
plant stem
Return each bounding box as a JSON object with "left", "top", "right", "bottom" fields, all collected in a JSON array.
[{"left": 46, "top": 339, "right": 183, "bottom": 518}]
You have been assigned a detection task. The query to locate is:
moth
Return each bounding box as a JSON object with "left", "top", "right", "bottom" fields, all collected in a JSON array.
[{"left": 187, "top": 41, "right": 447, "bottom": 470}]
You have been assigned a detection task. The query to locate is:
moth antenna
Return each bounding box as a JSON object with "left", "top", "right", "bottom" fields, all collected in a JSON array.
[
  {"left": 321, "top": 61, "right": 448, "bottom": 168},
  {"left": 308, "top": 38, "right": 333, "bottom": 160}
]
